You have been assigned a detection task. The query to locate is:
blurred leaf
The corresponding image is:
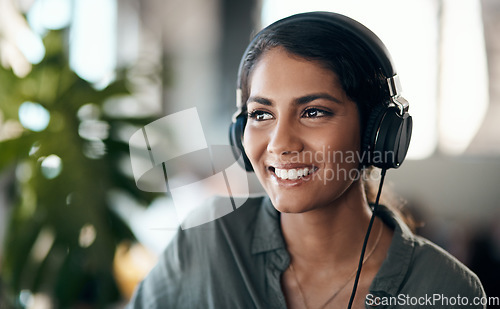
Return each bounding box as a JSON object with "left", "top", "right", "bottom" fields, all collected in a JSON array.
[
  {"left": 0, "top": 134, "right": 37, "bottom": 171},
  {"left": 0, "top": 29, "right": 160, "bottom": 307}
]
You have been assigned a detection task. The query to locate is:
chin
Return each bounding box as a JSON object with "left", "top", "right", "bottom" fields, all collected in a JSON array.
[{"left": 268, "top": 195, "right": 317, "bottom": 214}]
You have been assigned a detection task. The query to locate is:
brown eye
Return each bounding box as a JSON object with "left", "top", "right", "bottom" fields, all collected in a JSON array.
[
  {"left": 248, "top": 110, "right": 273, "bottom": 121},
  {"left": 302, "top": 108, "right": 330, "bottom": 118}
]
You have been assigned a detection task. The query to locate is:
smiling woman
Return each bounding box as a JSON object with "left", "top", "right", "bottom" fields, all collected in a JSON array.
[
  {"left": 243, "top": 47, "right": 362, "bottom": 215},
  {"left": 127, "top": 12, "right": 485, "bottom": 309}
]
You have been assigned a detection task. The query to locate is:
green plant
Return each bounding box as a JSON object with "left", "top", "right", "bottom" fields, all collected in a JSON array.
[{"left": 0, "top": 30, "right": 158, "bottom": 308}]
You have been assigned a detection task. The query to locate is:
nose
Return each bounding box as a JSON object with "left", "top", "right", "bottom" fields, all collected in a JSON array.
[{"left": 266, "top": 118, "right": 304, "bottom": 156}]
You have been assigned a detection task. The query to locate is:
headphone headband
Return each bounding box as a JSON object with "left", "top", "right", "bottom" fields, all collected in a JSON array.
[{"left": 237, "top": 12, "right": 397, "bottom": 88}]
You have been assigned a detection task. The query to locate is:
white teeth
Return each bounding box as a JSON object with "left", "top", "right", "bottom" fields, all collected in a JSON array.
[
  {"left": 274, "top": 167, "right": 313, "bottom": 180},
  {"left": 280, "top": 169, "right": 288, "bottom": 180}
]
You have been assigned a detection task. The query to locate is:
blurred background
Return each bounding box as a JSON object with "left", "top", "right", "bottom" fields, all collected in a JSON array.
[{"left": 0, "top": 0, "right": 499, "bottom": 307}]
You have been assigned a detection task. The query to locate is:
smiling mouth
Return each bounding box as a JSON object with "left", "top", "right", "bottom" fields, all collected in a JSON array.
[{"left": 268, "top": 166, "right": 317, "bottom": 180}]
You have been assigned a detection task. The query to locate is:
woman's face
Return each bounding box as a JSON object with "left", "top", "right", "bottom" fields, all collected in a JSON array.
[{"left": 243, "top": 47, "right": 362, "bottom": 213}]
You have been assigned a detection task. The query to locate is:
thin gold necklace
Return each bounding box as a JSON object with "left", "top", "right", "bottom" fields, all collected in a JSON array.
[{"left": 288, "top": 221, "right": 383, "bottom": 309}]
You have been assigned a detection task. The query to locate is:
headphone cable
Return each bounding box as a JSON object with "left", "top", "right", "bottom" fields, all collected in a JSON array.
[{"left": 347, "top": 168, "right": 387, "bottom": 309}]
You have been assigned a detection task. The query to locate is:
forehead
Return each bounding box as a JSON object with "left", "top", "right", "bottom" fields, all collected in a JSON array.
[{"left": 248, "top": 47, "right": 345, "bottom": 100}]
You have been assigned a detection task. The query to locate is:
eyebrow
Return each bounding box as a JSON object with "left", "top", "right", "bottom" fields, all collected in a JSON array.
[
  {"left": 247, "top": 93, "right": 343, "bottom": 106},
  {"left": 296, "top": 93, "right": 343, "bottom": 105}
]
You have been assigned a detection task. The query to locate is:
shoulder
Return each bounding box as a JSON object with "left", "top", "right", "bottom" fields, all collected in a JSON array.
[
  {"left": 160, "top": 195, "right": 266, "bottom": 264},
  {"left": 373, "top": 206, "right": 485, "bottom": 304},
  {"left": 127, "top": 195, "right": 268, "bottom": 308},
  {"left": 178, "top": 195, "right": 266, "bottom": 244},
  {"left": 408, "top": 234, "right": 484, "bottom": 297}
]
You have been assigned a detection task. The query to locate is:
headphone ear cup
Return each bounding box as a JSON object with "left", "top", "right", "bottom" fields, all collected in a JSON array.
[
  {"left": 229, "top": 115, "right": 254, "bottom": 171},
  {"left": 362, "top": 105, "right": 412, "bottom": 169},
  {"left": 362, "top": 104, "right": 386, "bottom": 166},
  {"left": 394, "top": 112, "right": 412, "bottom": 167}
]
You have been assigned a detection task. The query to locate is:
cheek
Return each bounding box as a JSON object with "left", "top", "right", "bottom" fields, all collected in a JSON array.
[
  {"left": 242, "top": 126, "right": 266, "bottom": 165},
  {"left": 311, "top": 121, "right": 361, "bottom": 165},
  {"left": 327, "top": 127, "right": 361, "bottom": 165}
]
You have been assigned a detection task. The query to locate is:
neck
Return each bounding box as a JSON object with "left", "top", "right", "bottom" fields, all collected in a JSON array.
[{"left": 280, "top": 180, "right": 373, "bottom": 266}]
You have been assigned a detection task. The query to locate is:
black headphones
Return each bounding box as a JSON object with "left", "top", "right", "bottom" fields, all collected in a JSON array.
[{"left": 229, "top": 11, "right": 412, "bottom": 171}]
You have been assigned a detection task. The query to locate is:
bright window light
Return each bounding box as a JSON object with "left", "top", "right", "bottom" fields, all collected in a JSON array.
[
  {"left": 15, "top": 28, "right": 45, "bottom": 64},
  {"left": 438, "top": 0, "right": 488, "bottom": 155},
  {"left": 70, "top": 0, "right": 117, "bottom": 86},
  {"left": 27, "top": 0, "right": 72, "bottom": 33}
]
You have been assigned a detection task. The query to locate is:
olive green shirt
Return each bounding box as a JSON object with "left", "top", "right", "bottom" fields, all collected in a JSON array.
[{"left": 128, "top": 196, "right": 485, "bottom": 308}]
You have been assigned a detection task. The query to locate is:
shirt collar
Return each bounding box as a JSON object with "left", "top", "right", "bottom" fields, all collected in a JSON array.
[{"left": 251, "top": 196, "right": 287, "bottom": 254}]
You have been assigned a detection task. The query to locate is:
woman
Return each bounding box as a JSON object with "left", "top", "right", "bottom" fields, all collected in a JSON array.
[{"left": 128, "top": 12, "right": 485, "bottom": 309}]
